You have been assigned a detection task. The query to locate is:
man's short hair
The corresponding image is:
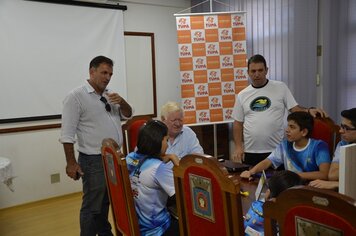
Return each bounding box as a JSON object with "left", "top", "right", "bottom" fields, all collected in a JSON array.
[
  {"left": 161, "top": 101, "right": 183, "bottom": 120},
  {"left": 341, "top": 108, "right": 356, "bottom": 127},
  {"left": 89, "top": 55, "right": 113, "bottom": 69},
  {"left": 287, "top": 111, "right": 314, "bottom": 138},
  {"left": 247, "top": 54, "right": 267, "bottom": 70}
]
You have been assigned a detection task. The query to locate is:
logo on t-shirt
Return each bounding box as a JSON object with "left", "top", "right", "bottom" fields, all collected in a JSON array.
[{"left": 250, "top": 96, "right": 271, "bottom": 111}]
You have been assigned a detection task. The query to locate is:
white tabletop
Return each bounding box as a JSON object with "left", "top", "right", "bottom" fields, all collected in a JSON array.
[{"left": 0, "top": 157, "right": 14, "bottom": 191}]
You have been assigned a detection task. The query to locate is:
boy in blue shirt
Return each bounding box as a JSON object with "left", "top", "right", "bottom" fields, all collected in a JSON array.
[
  {"left": 241, "top": 111, "right": 330, "bottom": 181},
  {"left": 310, "top": 107, "right": 356, "bottom": 189}
]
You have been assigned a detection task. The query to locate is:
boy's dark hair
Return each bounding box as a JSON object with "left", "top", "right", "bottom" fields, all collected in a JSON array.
[
  {"left": 136, "top": 120, "right": 168, "bottom": 157},
  {"left": 89, "top": 56, "right": 113, "bottom": 69},
  {"left": 287, "top": 111, "right": 314, "bottom": 138},
  {"left": 341, "top": 108, "right": 356, "bottom": 128},
  {"left": 267, "top": 170, "right": 303, "bottom": 198},
  {"left": 247, "top": 54, "right": 267, "bottom": 70}
]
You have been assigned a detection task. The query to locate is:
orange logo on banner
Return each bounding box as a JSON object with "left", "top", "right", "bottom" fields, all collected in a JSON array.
[
  {"left": 222, "top": 82, "right": 235, "bottom": 94},
  {"left": 208, "top": 82, "right": 222, "bottom": 96},
  {"left": 219, "top": 42, "right": 233, "bottom": 55},
  {"left": 194, "top": 70, "right": 207, "bottom": 83},
  {"left": 233, "top": 41, "right": 246, "bottom": 54},
  {"left": 208, "top": 69, "right": 221, "bottom": 83},
  {"left": 197, "top": 110, "right": 210, "bottom": 123},
  {"left": 223, "top": 108, "right": 233, "bottom": 120},
  {"left": 190, "top": 15, "right": 204, "bottom": 29},
  {"left": 179, "top": 44, "right": 192, "bottom": 57},
  {"left": 192, "top": 43, "right": 206, "bottom": 57},
  {"left": 207, "top": 56, "right": 220, "bottom": 69},
  {"left": 176, "top": 13, "right": 247, "bottom": 124},
  {"left": 210, "top": 96, "right": 222, "bottom": 109},
  {"left": 181, "top": 84, "right": 195, "bottom": 98},
  {"left": 221, "top": 55, "right": 234, "bottom": 68},
  {"left": 193, "top": 57, "right": 207, "bottom": 70},
  {"left": 182, "top": 98, "right": 196, "bottom": 110},
  {"left": 234, "top": 68, "right": 248, "bottom": 80},
  {"left": 191, "top": 30, "right": 205, "bottom": 43},
  {"left": 196, "top": 96, "right": 209, "bottom": 110},
  {"left": 205, "top": 29, "right": 219, "bottom": 42},
  {"left": 232, "top": 28, "right": 246, "bottom": 41},
  {"left": 206, "top": 43, "right": 220, "bottom": 56},
  {"left": 181, "top": 71, "right": 194, "bottom": 84},
  {"left": 235, "top": 80, "right": 249, "bottom": 94},
  {"left": 234, "top": 54, "right": 247, "bottom": 67},
  {"left": 184, "top": 110, "right": 196, "bottom": 124},
  {"left": 231, "top": 14, "right": 245, "bottom": 27},
  {"left": 177, "top": 30, "right": 192, "bottom": 44},
  {"left": 195, "top": 84, "right": 209, "bottom": 97},
  {"left": 222, "top": 95, "right": 235, "bottom": 108},
  {"left": 218, "top": 14, "right": 231, "bottom": 28},
  {"left": 179, "top": 57, "right": 193, "bottom": 71},
  {"left": 221, "top": 68, "right": 234, "bottom": 81},
  {"left": 219, "top": 28, "right": 232, "bottom": 41},
  {"left": 204, "top": 16, "right": 218, "bottom": 29},
  {"left": 210, "top": 109, "right": 223, "bottom": 122},
  {"left": 177, "top": 17, "right": 191, "bottom": 30}
]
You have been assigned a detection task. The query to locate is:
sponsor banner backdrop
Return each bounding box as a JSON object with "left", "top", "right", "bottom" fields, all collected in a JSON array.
[{"left": 176, "top": 13, "right": 248, "bottom": 124}]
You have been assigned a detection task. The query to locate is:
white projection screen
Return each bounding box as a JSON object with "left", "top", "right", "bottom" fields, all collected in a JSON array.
[{"left": 0, "top": 0, "right": 127, "bottom": 123}]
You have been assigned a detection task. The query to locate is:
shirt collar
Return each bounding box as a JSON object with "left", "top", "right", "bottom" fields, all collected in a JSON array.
[{"left": 84, "top": 80, "right": 108, "bottom": 94}]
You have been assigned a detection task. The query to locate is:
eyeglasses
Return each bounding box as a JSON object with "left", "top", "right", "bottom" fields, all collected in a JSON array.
[
  {"left": 100, "top": 96, "right": 111, "bottom": 112},
  {"left": 340, "top": 123, "right": 356, "bottom": 131}
]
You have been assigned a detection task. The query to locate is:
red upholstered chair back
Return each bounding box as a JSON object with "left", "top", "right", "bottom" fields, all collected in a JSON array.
[
  {"left": 122, "top": 115, "right": 152, "bottom": 156},
  {"left": 101, "top": 138, "right": 140, "bottom": 236},
  {"left": 173, "top": 154, "right": 245, "bottom": 236},
  {"left": 263, "top": 186, "right": 356, "bottom": 236},
  {"left": 311, "top": 117, "right": 340, "bottom": 155}
]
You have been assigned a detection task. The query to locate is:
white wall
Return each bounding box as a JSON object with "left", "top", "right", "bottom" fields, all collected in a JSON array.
[{"left": 0, "top": 0, "right": 189, "bottom": 209}]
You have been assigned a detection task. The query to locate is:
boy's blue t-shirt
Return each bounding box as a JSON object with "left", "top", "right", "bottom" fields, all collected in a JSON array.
[
  {"left": 126, "top": 152, "right": 175, "bottom": 236},
  {"left": 268, "top": 138, "right": 330, "bottom": 172}
]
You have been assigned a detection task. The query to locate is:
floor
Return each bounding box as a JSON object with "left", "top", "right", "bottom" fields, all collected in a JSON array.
[{"left": 0, "top": 192, "right": 115, "bottom": 236}]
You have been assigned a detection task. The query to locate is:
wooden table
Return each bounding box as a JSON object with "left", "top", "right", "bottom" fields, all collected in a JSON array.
[{"left": 231, "top": 174, "right": 259, "bottom": 215}]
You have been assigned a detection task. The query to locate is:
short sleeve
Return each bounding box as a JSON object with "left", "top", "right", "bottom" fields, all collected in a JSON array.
[
  {"left": 232, "top": 94, "right": 244, "bottom": 122},
  {"left": 282, "top": 82, "right": 298, "bottom": 110},
  {"left": 267, "top": 142, "right": 285, "bottom": 169},
  {"left": 315, "top": 140, "right": 331, "bottom": 166}
]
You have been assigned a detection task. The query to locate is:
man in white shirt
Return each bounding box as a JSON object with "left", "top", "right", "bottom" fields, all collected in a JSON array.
[
  {"left": 232, "top": 54, "right": 326, "bottom": 166},
  {"left": 60, "top": 56, "right": 132, "bottom": 236}
]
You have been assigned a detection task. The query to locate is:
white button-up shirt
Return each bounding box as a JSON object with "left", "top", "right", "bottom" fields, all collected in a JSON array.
[{"left": 60, "top": 81, "right": 130, "bottom": 155}]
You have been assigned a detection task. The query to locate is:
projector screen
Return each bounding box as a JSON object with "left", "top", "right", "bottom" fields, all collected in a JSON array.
[{"left": 0, "top": 0, "right": 127, "bottom": 123}]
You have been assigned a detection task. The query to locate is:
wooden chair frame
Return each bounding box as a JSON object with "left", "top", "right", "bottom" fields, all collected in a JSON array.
[
  {"left": 101, "top": 138, "right": 140, "bottom": 236},
  {"left": 121, "top": 115, "right": 153, "bottom": 156},
  {"left": 263, "top": 186, "right": 356, "bottom": 236},
  {"left": 173, "top": 154, "right": 245, "bottom": 236}
]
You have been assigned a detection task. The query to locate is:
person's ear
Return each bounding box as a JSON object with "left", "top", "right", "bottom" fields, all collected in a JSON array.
[
  {"left": 301, "top": 128, "right": 308, "bottom": 137},
  {"left": 89, "top": 67, "right": 95, "bottom": 76}
]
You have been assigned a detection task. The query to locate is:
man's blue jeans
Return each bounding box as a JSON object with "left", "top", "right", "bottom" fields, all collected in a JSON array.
[{"left": 78, "top": 153, "right": 113, "bottom": 236}]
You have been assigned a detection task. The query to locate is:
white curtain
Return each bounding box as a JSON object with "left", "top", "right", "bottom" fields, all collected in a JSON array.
[{"left": 320, "top": 0, "right": 356, "bottom": 121}]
